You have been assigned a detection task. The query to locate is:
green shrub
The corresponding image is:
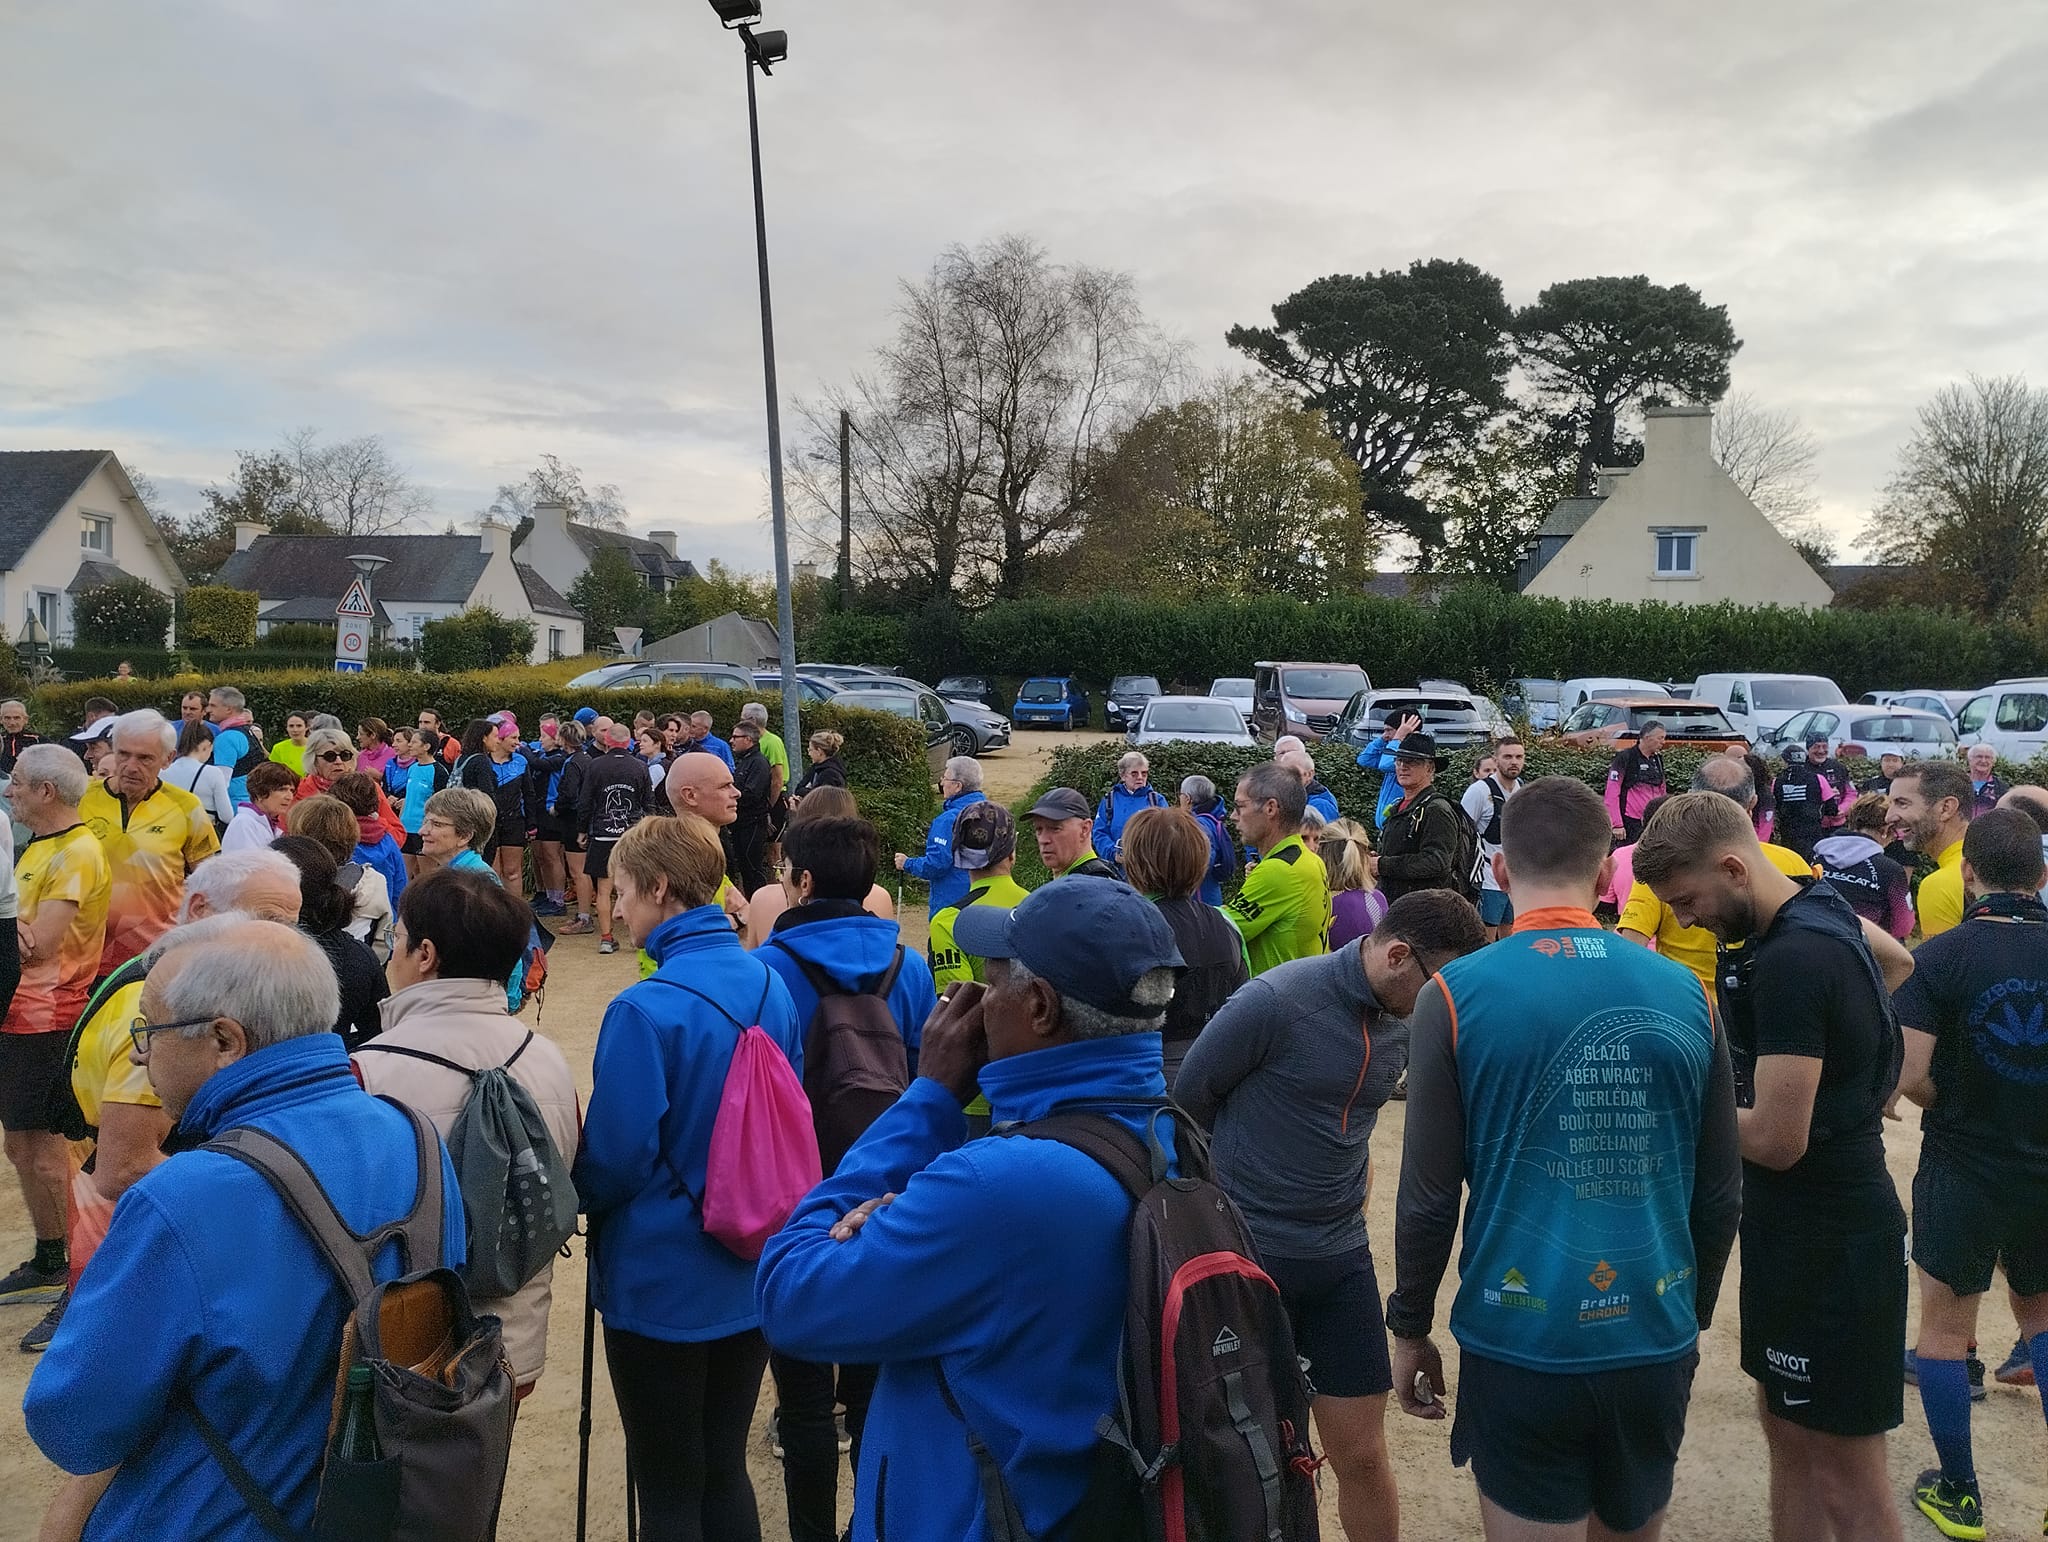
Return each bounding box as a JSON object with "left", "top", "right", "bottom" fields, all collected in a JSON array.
[
  {"left": 72, "top": 577, "right": 174, "bottom": 649},
  {"left": 257, "top": 621, "right": 343, "bottom": 651},
  {"left": 183, "top": 586, "right": 260, "bottom": 650},
  {"left": 50, "top": 646, "right": 181, "bottom": 680},
  {"left": 803, "top": 610, "right": 910, "bottom": 670},
  {"left": 419, "top": 608, "right": 537, "bottom": 673}
]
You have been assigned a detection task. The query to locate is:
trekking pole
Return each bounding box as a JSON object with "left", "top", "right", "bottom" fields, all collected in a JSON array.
[{"left": 575, "top": 1225, "right": 595, "bottom": 1542}]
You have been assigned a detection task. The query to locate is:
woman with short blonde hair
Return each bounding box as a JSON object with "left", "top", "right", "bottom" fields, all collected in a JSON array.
[
  {"left": 1320, "top": 818, "right": 1387, "bottom": 948},
  {"left": 611, "top": 812, "right": 730, "bottom": 912}
]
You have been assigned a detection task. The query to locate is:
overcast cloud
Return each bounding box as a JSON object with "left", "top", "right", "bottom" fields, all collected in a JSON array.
[{"left": 4, "top": 0, "right": 2044, "bottom": 571}]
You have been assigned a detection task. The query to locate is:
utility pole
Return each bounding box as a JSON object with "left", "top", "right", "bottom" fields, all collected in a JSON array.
[{"left": 838, "top": 407, "right": 853, "bottom": 609}]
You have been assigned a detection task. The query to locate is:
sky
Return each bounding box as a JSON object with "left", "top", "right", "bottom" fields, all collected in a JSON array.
[{"left": 5, "top": 0, "right": 2044, "bottom": 573}]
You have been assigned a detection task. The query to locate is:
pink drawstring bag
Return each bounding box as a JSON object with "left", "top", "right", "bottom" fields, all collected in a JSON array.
[{"left": 663, "top": 976, "right": 821, "bottom": 1260}]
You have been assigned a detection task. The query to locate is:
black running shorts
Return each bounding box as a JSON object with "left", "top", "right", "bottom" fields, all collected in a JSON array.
[
  {"left": 1450, "top": 1348, "right": 1697, "bottom": 1532},
  {"left": 586, "top": 838, "right": 619, "bottom": 882},
  {"left": 0, "top": 1030, "right": 71, "bottom": 1134},
  {"left": 1739, "top": 1210, "right": 1907, "bottom": 1437},
  {"left": 1261, "top": 1246, "right": 1393, "bottom": 1399},
  {"left": 1912, "top": 1152, "right": 2048, "bottom": 1297}
]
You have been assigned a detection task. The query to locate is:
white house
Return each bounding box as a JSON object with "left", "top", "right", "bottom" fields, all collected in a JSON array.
[
  {"left": 512, "top": 500, "right": 698, "bottom": 597},
  {"left": 0, "top": 450, "right": 187, "bottom": 643},
  {"left": 212, "top": 521, "right": 585, "bottom": 664},
  {"left": 1517, "top": 403, "right": 1835, "bottom": 608}
]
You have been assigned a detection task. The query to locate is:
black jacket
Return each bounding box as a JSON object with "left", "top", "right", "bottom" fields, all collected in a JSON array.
[
  {"left": 308, "top": 926, "right": 390, "bottom": 1052},
  {"left": 0, "top": 730, "right": 41, "bottom": 777},
  {"left": 1772, "top": 764, "right": 1835, "bottom": 846},
  {"left": 579, "top": 747, "right": 650, "bottom": 842},
  {"left": 1376, "top": 786, "right": 1465, "bottom": 903},
  {"left": 732, "top": 746, "right": 775, "bottom": 825},
  {"left": 1154, "top": 895, "right": 1249, "bottom": 1049},
  {"left": 791, "top": 754, "right": 848, "bottom": 800}
]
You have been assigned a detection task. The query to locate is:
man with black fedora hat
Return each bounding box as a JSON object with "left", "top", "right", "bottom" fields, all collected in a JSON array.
[{"left": 1376, "top": 731, "right": 1472, "bottom": 906}]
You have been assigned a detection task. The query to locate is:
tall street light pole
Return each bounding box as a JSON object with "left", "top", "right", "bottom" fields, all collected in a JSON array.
[{"left": 710, "top": 2, "right": 801, "bottom": 762}]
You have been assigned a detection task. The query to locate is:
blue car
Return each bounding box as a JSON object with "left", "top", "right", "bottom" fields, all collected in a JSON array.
[{"left": 1012, "top": 676, "right": 1090, "bottom": 730}]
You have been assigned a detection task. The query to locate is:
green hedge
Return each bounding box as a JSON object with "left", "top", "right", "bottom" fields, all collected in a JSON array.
[
  {"left": 32, "top": 667, "right": 938, "bottom": 861},
  {"left": 808, "top": 587, "right": 2043, "bottom": 701},
  {"left": 184, "top": 587, "right": 259, "bottom": 650},
  {"left": 420, "top": 609, "right": 537, "bottom": 673},
  {"left": 51, "top": 646, "right": 182, "bottom": 679}
]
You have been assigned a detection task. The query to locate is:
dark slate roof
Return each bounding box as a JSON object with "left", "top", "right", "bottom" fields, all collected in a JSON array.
[
  {"left": 1826, "top": 564, "right": 1912, "bottom": 595},
  {"left": 65, "top": 558, "right": 126, "bottom": 593},
  {"left": 1535, "top": 496, "right": 1605, "bottom": 540},
  {"left": 569, "top": 522, "right": 698, "bottom": 581},
  {"left": 214, "top": 535, "right": 491, "bottom": 605},
  {"left": 262, "top": 594, "right": 392, "bottom": 626},
  {"left": 1362, "top": 571, "right": 1413, "bottom": 600},
  {"left": 0, "top": 450, "right": 112, "bottom": 571},
  {"left": 515, "top": 563, "right": 580, "bottom": 619}
]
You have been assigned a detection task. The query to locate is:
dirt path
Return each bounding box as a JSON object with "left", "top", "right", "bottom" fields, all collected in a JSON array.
[{"left": 3, "top": 788, "right": 2045, "bottom": 1538}]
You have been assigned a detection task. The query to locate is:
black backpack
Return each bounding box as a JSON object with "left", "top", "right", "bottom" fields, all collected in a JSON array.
[
  {"left": 186, "top": 1102, "right": 516, "bottom": 1542},
  {"left": 945, "top": 1106, "right": 1320, "bottom": 1542},
  {"left": 1397, "top": 787, "right": 1482, "bottom": 903},
  {"left": 46, "top": 954, "right": 153, "bottom": 1141},
  {"left": 767, "top": 942, "right": 911, "bottom": 1175},
  {"left": 353, "top": 1032, "right": 579, "bottom": 1299}
]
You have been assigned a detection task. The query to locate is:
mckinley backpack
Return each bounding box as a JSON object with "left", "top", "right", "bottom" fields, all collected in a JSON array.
[
  {"left": 186, "top": 1102, "right": 515, "bottom": 1542},
  {"left": 950, "top": 1106, "right": 1321, "bottom": 1542},
  {"left": 353, "top": 1031, "right": 578, "bottom": 1299},
  {"left": 765, "top": 942, "right": 912, "bottom": 1176}
]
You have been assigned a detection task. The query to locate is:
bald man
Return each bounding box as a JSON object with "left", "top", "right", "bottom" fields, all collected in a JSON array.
[{"left": 657, "top": 753, "right": 746, "bottom": 957}]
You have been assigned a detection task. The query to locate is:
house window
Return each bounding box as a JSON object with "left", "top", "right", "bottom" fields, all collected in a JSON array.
[
  {"left": 1653, "top": 530, "right": 1699, "bottom": 577},
  {"left": 547, "top": 627, "right": 564, "bottom": 661},
  {"left": 409, "top": 613, "right": 431, "bottom": 638},
  {"left": 34, "top": 590, "right": 61, "bottom": 640},
  {"left": 80, "top": 515, "right": 112, "bottom": 554}
]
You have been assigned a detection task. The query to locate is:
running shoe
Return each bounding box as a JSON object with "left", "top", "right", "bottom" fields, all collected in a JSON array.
[
  {"left": 1995, "top": 1336, "right": 2036, "bottom": 1387},
  {"left": 0, "top": 1258, "right": 65, "bottom": 1306},
  {"left": 1912, "top": 1469, "right": 1986, "bottom": 1541},
  {"left": 530, "top": 898, "right": 565, "bottom": 917},
  {"left": 768, "top": 1409, "right": 783, "bottom": 1461},
  {"left": 1902, "top": 1349, "right": 1989, "bottom": 1401},
  {"left": 557, "top": 916, "right": 594, "bottom": 936},
  {"left": 19, "top": 1290, "right": 66, "bottom": 1353},
  {"left": 836, "top": 1407, "right": 852, "bottom": 1454},
  {"left": 598, "top": 936, "right": 618, "bottom": 955}
]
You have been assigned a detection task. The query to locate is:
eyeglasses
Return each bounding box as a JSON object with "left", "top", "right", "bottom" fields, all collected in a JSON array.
[
  {"left": 129, "top": 1014, "right": 217, "bottom": 1056},
  {"left": 317, "top": 749, "right": 353, "bottom": 762}
]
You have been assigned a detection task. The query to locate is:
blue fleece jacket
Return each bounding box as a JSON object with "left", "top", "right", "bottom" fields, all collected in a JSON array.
[
  {"left": 757, "top": 1034, "right": 1174, "bottom": 1542},
  {"left": 575, "top": 905, "right": 802, "bottom": 1342},
  {"left": 1356, "top": 734, "right": 1404, "bottom": 826},
  {"left": 1092, "top": 783, "right": 1168, "bottom": 865},
  {"left": 900, "top": 789, "right": 987, "bottom": 914},
  {"left": 757, "top": 902, "right": 937, "bottom": 1078},
  {"left": 385, "top": 757, "right": 441, "bottom": 834},
  {"left": 688, "top": 732, "right": 737, "bottom": 771},
  {"left": 1305, "top": 781, "right": 1340, "bottom": 825},
  {"left": 1189, "top": 797, "right": 1236, "bottom": 905},
  {"left": 354, "top": 831, "right": 409, "bottom": 907},
  {"left": 25, "top": 1034, "right": 464, "bottom": 1542}
]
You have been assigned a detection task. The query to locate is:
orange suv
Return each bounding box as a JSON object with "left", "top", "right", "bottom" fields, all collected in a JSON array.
[{"left": 1555, "top": 696, "right": 1748, "bottom": 753}]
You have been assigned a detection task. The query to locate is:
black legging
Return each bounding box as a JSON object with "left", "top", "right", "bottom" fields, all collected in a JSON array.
[
  {"left": 769, "top": 1353, "right": 876, "bottom": 1542},
  {"left": 605, "top": 1325, "right": 771, "bottom": 1542}
]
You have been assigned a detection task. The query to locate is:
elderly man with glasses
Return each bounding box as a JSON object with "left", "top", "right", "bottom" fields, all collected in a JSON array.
[
  {"left": 80, "top": 709, "right": 219, "bottom": 981},
  {"left": 25, "top": 916, "right": 465, "bottom": 1542}
]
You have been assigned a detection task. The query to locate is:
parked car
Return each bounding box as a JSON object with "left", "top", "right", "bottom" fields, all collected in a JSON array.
[
  {"left": 1128, "top": 696, "right": 1256, "bottom": 748},
  {"left": 1560, "top": 677, "right": 1667, "bottom": 715},
  {"left": 1858, "top": 689, "right": 1968, "bottom": 721},
  {"left": 1691, "top": 672, "right": 1846, "bottom": 743},
  {"left": 1945, "top": 680, "right": 2048, "bottom": 761},
  {"left": 1556, "top": 697, "right": 1748, "bottom": 753},
  {"left": 844, "top": 675, "right": 1011, "bottom": 755},
  {"left": 830, "top": 685, "right": 954, "bottom": 773},
  {"left": 565, "top": 661, "right": 757, "bottom": 692},
  {"left": 795, "top": 662, "right": 887, "bottom": 684},
  {"left": 1332, "top": 687, "right": 1503, "bottom": 753},
  {"left": 752, "top": 671, "right": 844, "bottom": 704},
  {"left": 1767, "top": 706, "right": 1958, "bottom": 762},
  {"left": 1209, "top": 676, "right": 1257, "bottom": 718},
  {"left": 1104, "top": 675, "right": 1164, "bottom": 731},
  {"left": 935, "top": 674, "right": 995, "bottom": 704},
  {"left": 1251, "top": 661, "right": 1372, "bottom": 742},
  {"left": 1012, "top": 676, "right": 1091, "bottom": 730},
  {"left": 1504, "top": 678, "right": 1567, "bottom": 731}
]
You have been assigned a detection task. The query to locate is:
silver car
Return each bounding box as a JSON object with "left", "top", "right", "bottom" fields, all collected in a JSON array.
[
  {"left": 1129, "top": 696, "right": 1256, "bottom": 748},
  {"left": 1209, "top": 676, "right": 1256, "bottom": 718},
  {"left": 1769, "top": 706, "right": 1959, "bottom": 761}
]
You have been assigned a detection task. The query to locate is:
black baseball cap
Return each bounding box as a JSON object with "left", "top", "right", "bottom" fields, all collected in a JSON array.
[
  {"left": 1027, "top": 788, "right": 1092, "bottom": 823},
  {"left": 952, "top": 878, "right": 1183, "bottom": 1017}
]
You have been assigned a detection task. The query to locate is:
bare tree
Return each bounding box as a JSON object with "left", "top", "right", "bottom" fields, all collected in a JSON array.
[
  {"left": 1863, "top": 373, "right": 2048, "bottom": 618},
  {"left": 284, "top": 429, "right": 432, "bottom": 535},
  {"left": 1714, "top": 393, "right": 1820, "bottom": 529},
  {"left": 484, "top": 454, "right": 629, "bottom": 532}
]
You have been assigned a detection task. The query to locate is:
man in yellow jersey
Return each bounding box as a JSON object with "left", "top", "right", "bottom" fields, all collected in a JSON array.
[
  {"left": 1225, "top": 761, "right": 1329, "bottom": 975},
  {"left": 80, "top": 710, "right": 217, "bottom": 979},
  {"left": 0, "top": 746, "right": 111, "bottom": 1307},
  {"left": 1028, "top": 789, "right": 1119, "bottom": 880},
  {"left": 928, "top": 805, "right": 1030, "bottom": 992},
  {"left": 1620, "top": 756, "right": 1815, "bottom": 988},
  {"left": 1886, "top": 760, "right": 1972, "bottom": 939}
]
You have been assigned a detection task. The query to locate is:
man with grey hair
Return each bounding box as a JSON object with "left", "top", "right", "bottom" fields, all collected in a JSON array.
[
  {"left": 0, "top": 745, "right": 110, "bottom": 1306},
  {"left": 206, "top": 684, "right": 265, "bottom": 806},
  {"left": 1965, "top": 742, "right": 2009, "bottom": 817},
  {"left": 896, "top": 756, "right": 988, "bottom": 914},
  {"left": 682, "top": 709, "right": 736, "bottom": 771},
  {"left": 759, "top": 878, "right": 1185, "bottom": 1541},
  {"left": 740, "top": 700, "right": 788, "bottom": 800},
  {"left": 82, "top": 708, "right": 219, "bottom": 978},
  {"left": 1228, "top": 760, "right": 1330, "bottom": 974},
  {"left": 24, "top": 917, "right": 466, "bottom": 1541},
  {"left": 1179, "top": 773, "right": 1236, "bottom": 904},
  {"left": 0, "top": 696, "right": 40, "bottom": 777}
]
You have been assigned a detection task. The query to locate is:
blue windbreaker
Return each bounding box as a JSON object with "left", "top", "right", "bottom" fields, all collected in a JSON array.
[
  {"left": 900, "top": 790, "right": 987, "bottom": 914},
  {"left": 1305, "top": 781, "right": 1340, "bottom": 825},
  {"left": 757, "top": 1034, "right": 1174, "bottom": 1542},
  {"left": 687, "top": 732, "right": 737, "bottom": 771},
  {"left": 386, "top": 758, "right": 439, "bottom": 834},
  {"left": 574, "top": 905, "right": 802, "bottom": 1341},
  {"left": 25, "top": 1034, "right": 464, "bottom": 1542},
  {"left": 1189, "top": 797, "right": 1236, "bottom": 905},
  {"left": 353, "top": 831, "right": 409, "bottom": 908},
  {"left": 1092, "top": 783, "right": 1168, "bottom": 865},
  {"left": 757, "top": 901, "right": 937, "bottom": 1078},
  {"left": 1356, "top": 734, "right": 1405, "bottom": 826}
]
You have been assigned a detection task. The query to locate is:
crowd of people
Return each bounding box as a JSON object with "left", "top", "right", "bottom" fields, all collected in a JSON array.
[{"left": 1, "top": 681, "right": 2044, "bottom": 1542}]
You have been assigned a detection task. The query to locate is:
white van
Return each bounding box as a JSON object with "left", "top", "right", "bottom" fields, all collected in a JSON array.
[
  {"left": 1691, "top": 673, "right": 1846, "bottom": 742},
  {"left": 1951, "top": 680, "right": 2048, "bottom": 762}
]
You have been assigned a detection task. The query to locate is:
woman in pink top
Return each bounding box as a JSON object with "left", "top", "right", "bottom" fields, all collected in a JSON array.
[{"left": 356, "top": 717, "right": 395, "bottom": 777}]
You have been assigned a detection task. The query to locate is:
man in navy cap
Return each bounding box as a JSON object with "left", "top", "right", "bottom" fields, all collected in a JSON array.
[{"left": 758, "top": 878, "right": 1182, "bottom": 1542}]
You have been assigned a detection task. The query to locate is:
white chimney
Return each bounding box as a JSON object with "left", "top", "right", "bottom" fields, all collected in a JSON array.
[
  {"left": 479, "top": 517, "right": 513, "bottom": 559},
  {"left": 1595, "top": 467, "right": 1633, "bottom": 498},
  {"left": 234, "top": 521, "right": 266, "bottom": 551},
  {"left": 1642, "top": 402, "right": 1714, "bottom": 464},
  {"left": 533, "top": 499, "right": 571, "bottom": 530},
  {"left": 648, "top": 529, "right": 678, "bottom": 559}
]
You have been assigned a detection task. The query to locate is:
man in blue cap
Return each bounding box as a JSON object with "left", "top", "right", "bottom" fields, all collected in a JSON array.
[{"left": 758, "top": 878, "right": 1182, "bottom": 1542}]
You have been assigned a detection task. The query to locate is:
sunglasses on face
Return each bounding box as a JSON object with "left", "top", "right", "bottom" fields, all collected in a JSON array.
[{"left": 318, "top": 749, "right": 353, "bottom": 762}]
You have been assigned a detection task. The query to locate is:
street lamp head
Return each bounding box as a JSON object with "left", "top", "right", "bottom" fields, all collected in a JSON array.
[
  {"left": 707, "top": 0, "right": 760, "bottom": 26},
  {"left": 751, "top": 27, "right": 789, "bottom": 66}
]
